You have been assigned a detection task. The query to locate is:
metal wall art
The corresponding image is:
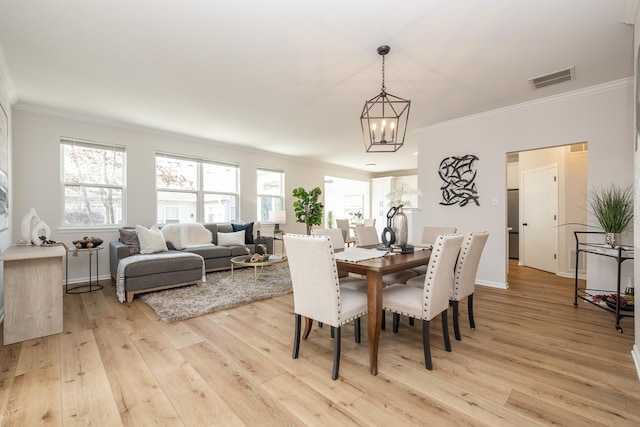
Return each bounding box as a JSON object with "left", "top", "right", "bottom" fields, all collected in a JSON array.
[{"left": 438, "top": 154, "right": 480, "bottom": 207}]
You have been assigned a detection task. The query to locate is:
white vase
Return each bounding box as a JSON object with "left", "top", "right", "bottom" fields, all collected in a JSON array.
[{"left": 393, "top": 207, "right": 408, "bottom": 246}]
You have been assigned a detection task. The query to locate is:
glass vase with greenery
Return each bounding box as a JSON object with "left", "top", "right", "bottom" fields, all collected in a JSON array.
[
  {"left": 293, "top": 186, "right": 324, "bottom": 235},
  {"left": 589, "top": 183, "right": 633, "bottom": 247}
]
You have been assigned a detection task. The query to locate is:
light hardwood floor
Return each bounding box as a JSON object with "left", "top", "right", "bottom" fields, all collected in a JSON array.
[{"left": 1, "top": 261, "right": 639, "bottom": 426}]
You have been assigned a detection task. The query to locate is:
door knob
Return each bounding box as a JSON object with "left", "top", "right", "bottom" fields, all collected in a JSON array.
[{"left": 522, "top": 223, "right": 528, "bottom": 226}]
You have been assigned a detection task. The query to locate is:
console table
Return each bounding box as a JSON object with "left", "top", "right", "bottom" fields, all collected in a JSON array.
[
  {"left": 1, "top": 245, "right": 65, "bottom": 344},
  {"left": 573, "top": 231, "right": 634, "bottom": 333}
]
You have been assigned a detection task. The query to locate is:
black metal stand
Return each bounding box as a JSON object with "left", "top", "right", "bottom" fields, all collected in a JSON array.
[
  {"left": 573, "top": 231, "right": 634, "bottom": 333},
  {"left": 66, "top": 247, "right": 104, "bottom": 294}
]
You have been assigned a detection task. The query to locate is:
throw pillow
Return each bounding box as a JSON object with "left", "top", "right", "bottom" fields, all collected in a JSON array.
[
  {"left": 136, "top": 224, "right": 169, "bottom": 254},
  {"left": 232, "top": 222, "right": 254, "bottom": 244},
  {"left": 119, "top": 228, "right": 140, "bottom": 255},
  {"left": 217, "top": 230, "right": 245, "bottom": 246}
]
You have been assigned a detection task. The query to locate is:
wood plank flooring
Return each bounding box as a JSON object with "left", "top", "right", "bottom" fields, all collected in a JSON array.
[{"left": 1, "top": 261, "right": 639, "bottom": 426}]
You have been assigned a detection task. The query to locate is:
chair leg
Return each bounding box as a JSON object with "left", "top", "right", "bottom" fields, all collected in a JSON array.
[
  {"left": 452, "top": 300, "right": 461, "bottom": 341},
  {"left": 393, "top": 313, "right": 400, "bottom": 334},
  {"left": 381, "top": 310, "right": 386, "bottom": 330},
  {"left": 354, "top": 318, "right": 361, "bottom": 343},
  {"left": 293, "top": 314, "right": 301, "bottom": 359},
  {"left": 319, "top": 322, "right": 324, "bottom": 328},
  {"left": 332, "top": 326, "right": 341, "bottom": 380},
  {"left": 331, "top": 327, "right": 335, "bottom": 339},
  {"left": 409, "top": 317, "right": 415, "bottom": 326},
  {"left": 441, "top": 310, "right": 451, "bottom": 352},
  {"left": 422, "top": 320, "right": 432, "bottom": 370},
  {"left": 468, "top": 294, "right": 476, "bottom": 329}
]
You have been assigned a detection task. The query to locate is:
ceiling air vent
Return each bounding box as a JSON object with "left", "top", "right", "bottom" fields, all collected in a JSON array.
[{"left": 529, "top": 67, "right": 575, "bottom": 90}]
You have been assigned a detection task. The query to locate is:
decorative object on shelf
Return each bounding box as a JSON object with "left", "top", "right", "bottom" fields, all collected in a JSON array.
[
  {"left": 292, "top": 186, "right": 324, "bottom": 235},
  {"left": 588, "top": 183, "right": 633, "bottom": 248},
  {"left": 30, "top": 220, "right": 51, "bottom": 246},
  {"left": 625, "top": 277, "right": 634, "bottom": 296},
  {"left": 21, "top": 207, "right": 41, "bottom": 242},
  {"left": 72, "top": 236, "right": 103, "bottom": 256},
  {"left": 592, "top": 293, "right": 634, "bottom": 311},
  {"left": 438, "top": 154, "right": 480, "bottom": 207},
  {"left": 269, "top": 210, "right": 287, "bottom": 238},
  {"left": 360, "top": 45, "right": 411, "bottom": 153}
]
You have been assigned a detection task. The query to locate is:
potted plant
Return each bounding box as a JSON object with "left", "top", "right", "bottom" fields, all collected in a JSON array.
[
  {"left": 293, "top": 186, "right": 324, "bottom": 235},
  {"left": 589, "top": 183, "right": 633, "bottom": 248},
  {"left": 327, "top": 210, "right": 334, "bottom": 228}
]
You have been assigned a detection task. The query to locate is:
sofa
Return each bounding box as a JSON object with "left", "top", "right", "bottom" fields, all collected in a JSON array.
[{"left": 110, "top": 222, "right": 273, "bottom": 302}]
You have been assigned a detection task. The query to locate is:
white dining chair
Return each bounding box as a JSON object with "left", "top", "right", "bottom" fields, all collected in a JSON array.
[
  {"left": 451, "top": 231, "right": 489, "bottom": 341},
  {"left": 410, "top": 226, "right": 458, "bottom": 275},
  {"left": 382, "top": 233, "right": 463, "bottom": 370},
  {"left": 284, "top": 233, "right": 369, "bottom": 380},
  {"left": 312, "top": 227, "right": 367, "bottom": 291},
  {"left": 336, "top": 219, "right": 356, "bottom": 246}
]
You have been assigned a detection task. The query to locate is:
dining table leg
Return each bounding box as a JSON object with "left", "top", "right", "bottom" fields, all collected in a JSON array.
[{"left": 366, "top": 271, "right": 383, "bottom": 375}]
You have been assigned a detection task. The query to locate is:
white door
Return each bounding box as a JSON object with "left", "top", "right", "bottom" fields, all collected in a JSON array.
[{"left": 522, "top": 165, "right": 558, "bottom": 273}]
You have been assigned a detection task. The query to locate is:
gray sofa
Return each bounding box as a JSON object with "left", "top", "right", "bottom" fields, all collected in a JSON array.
[{"left": 110, "top": 222, "right": 273, "bottom": 302}]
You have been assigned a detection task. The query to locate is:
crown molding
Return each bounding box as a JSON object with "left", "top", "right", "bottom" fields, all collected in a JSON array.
[{"left": 417, "top": 77, "right": 633, "bottom": 132}]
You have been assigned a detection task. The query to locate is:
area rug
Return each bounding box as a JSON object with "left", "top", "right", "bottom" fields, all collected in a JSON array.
[{"left": 139, "top": 263, "right": 292, "bottom": 322}]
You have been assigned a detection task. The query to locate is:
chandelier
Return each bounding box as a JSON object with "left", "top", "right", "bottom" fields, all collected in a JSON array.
[{"left": 360, "top": 45, "right": 411, "bottom": 153}]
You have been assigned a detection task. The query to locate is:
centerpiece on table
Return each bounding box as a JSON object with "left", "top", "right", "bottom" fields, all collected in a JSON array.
[{"left": 385, "top": 183, "right": 422, "bottom": 246}]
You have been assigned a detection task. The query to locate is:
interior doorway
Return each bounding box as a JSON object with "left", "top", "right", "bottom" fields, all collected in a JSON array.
[{"left": 506, "top": 142, "right": 588, "bottom": 278}]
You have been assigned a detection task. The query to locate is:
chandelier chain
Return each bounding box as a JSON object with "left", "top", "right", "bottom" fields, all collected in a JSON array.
[{"left": 381, "top": 55, "right": 386, "bottom": 93}]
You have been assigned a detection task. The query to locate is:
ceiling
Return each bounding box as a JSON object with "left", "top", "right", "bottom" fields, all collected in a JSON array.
[{"left": 0, "top": 0, "right": 634, "bottom": 173}]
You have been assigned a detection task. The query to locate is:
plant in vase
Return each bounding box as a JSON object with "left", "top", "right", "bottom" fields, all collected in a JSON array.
[{"left": 588, "top": 183, "right": 633, "bottom": 248}]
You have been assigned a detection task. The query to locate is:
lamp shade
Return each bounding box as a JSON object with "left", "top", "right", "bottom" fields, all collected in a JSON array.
[{"left": 269, "top": 210, "right": 287, "bottom": 223}]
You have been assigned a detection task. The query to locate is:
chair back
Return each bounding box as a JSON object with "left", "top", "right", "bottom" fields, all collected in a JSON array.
[
  {"left": 421, "top": 226, "right": 457, "bottom": 245},
  {"left": 336, "top": 219, "right": 349, "bottom": 232},
  {"left": 363, "top": 218, "right": 376, "bottom": 227},
  {"left": 452, "top": 231, "right": 489, "bottom": 300},
  {"left": 312, "top": 228, "right": 346, "bottom": 247},
  {"left": 354, "top": 226, "right": 379, "bottom": 247},
  {"left": 422, "top": 234, "right": 463, "bottom": 321},
  {"left": 283, "top": 234, "right": 343, "bottom": 327}
]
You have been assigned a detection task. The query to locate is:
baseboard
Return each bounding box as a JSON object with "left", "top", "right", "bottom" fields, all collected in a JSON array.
[
  {"left": 632, "top": 344, "right": 640, "bottom": 382},
  {"left": 477, "top": 279, "right": 508, "bottom": 290},
  {"left": 557, "top": 271, "right": 586, "bottom": 280},
  {"left": 64, "top": 273, "right": 112, "bottom": 286}
]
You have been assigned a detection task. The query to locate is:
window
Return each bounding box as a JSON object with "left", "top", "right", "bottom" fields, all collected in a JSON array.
[
  {"left": 257, "top": 168, "right": 284, "bottom": 222},
  {"left": 61, "top": 139, "right": 125, "bottom": 227},
  {"left": 156, "top": 154, "right": 239, "bottom": 224}
]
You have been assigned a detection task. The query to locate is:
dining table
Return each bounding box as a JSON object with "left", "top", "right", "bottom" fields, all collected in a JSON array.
[{"left": 335, "top": 246, "right": 432, "bottom": 375}]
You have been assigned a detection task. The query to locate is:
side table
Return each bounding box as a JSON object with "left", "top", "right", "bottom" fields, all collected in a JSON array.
[{"left": 66, "top": 246, "right": 104, "bottom": 294}]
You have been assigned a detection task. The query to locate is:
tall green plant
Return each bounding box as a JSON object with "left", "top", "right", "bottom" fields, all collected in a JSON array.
[
  {"left": 327, "top": 210, "right": 334, "bottom": 228},
  {"left": 292, "top": 186, "right": 324, "bottom": 235},
  {"left": 589, "top": 183, "right": 633, "bottom": 233}
]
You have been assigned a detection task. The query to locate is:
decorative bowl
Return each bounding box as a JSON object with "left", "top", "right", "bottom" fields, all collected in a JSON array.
[{"left": 72, "top": 237, "right": 103, "bottom": 249}]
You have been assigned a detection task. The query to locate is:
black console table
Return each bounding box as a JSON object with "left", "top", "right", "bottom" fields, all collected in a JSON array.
[{"left": 573, "top": 231, "right": 634, "bottom": 333}]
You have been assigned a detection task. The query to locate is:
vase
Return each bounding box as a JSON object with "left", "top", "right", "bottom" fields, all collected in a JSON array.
[
  {"left": 605, "top": 232, "right": 621, "bottom": 248},
  {"left": 393, "top": 207, "right": 408, "bottom": 246}
]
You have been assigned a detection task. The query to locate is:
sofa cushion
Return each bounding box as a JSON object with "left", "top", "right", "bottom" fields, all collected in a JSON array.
[
  {"left": 123, "top": 253, "right": 203, "bottom": 277},
  {"left": 217, "top": 230, "right": 245, "bottom": 246},
  {"left": 232, "top": 222, "right": 254, "bottom": 244},
  {"left": 119, "top": 228, "right": 140, "bottom": 255},
  {"left": 136, "top": 225, "right": 169, "bottom": 254},
  {"left": 185, "top": 244, "right": 233, "bottom": 258}
]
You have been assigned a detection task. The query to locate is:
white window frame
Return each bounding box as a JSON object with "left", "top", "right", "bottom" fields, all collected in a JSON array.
[
  {"left": 257, "top": 167, "right": 285, "bottom": 223},
  {"left": 156, "top": 153, "right": 239, "bottom": 224},
  {"left": 60, "top": 138, "right": 126, "bottom": 229}
]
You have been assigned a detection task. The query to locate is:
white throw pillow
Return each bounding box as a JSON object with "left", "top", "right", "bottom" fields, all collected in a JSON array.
[
  {"left": 217, "top": 230, "right": 245, "bottom": 246},
  {"left": 136, "top": 224, "right": 169, "bottom": 254}
]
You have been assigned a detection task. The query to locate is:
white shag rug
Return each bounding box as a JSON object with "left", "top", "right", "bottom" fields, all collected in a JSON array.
[{"left": 139, "top": 263, "right": 292, "bottom": 322}]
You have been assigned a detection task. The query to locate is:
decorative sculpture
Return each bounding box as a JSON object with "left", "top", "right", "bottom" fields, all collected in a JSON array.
[{"left": 439, "top": 155, "right": 480, "bottom": 207}]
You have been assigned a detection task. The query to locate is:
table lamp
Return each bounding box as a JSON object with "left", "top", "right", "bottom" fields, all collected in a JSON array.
[{"left": 270, "top": 210, "right": 287, "bottom": 238}]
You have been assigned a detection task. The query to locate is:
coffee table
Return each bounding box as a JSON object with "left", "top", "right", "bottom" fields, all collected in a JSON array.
[{"left": 230, "top": 254, "right": 288, "bottom": 284}]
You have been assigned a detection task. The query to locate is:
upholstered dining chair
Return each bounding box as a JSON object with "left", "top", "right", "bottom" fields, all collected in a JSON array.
[
  {"left": 382, "top": 233, "right": 463, "bottom": 370},
  {"left": 312, "top": 227, "right": 367, "bottom": 291},
  {"left": 284, "top": 233, "right": 369, "bottom": 380},
  {"left": 363, "top": 218, "right": 376, "bottom": 227},
  {"left": 336, "top": 219, "right": 356, "bottom": 246},
  {"left": 410, "top": 226, "right": 458, "bottom": 275},
  {"left": 451, "top": 231, "right": 489, "bottom": 341}
]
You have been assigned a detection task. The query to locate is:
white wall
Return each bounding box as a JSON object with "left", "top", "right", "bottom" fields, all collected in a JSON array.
[
  {"left": 10, "top": 107, "right": 371, "bottom": 284},
  {"left": 0, "top": 62, "right": 12, "bottom": 321},
  {"left": 414, "top": 79, "right": 634, "bottom": 289}
]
